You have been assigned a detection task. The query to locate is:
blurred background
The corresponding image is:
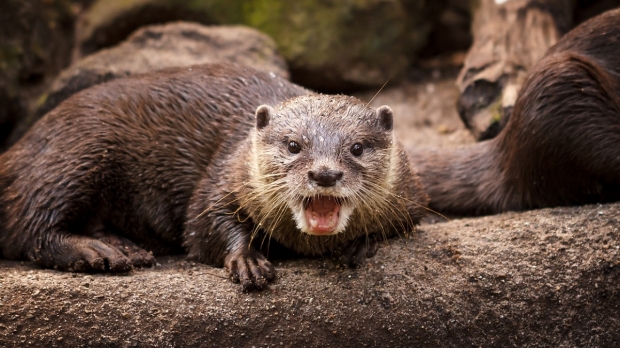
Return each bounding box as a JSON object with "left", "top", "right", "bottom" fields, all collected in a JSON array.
[{"left": 1, "top": 0, "right": 619, "bottom": 151}]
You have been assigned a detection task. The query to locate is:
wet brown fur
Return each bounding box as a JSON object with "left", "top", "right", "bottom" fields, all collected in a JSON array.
[
  {"left": 0, "top": 64, "right": 427, "bottom": 289},
  {"left": 185, "top": 95, "right": 427, "bottom": 261},
  {"left": 410, "top": 8, "right": 620, "bottom": 215}
]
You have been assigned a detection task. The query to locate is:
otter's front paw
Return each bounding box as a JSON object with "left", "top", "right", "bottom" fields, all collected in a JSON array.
[
  {"left": 225, "top": 249, "right": 276, "bottom": 291},
  {"left": 337, "top": 234, "right": 380, "bottom": 267}
]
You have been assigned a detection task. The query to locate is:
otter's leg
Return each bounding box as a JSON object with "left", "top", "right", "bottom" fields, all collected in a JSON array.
[
  {"left": 224, "top": 247, "right": 276, "bottom": 291},
  {"left": 337, "top": 233, "right": 380, "bottom": 267},
  {"left": 29, "top": 233, "right": 133, "bottom": 272},
  {"left": 1, "top": 163, "right": 137, "bottom": 272},
  {"left": 25, "top": 215, "right": 151, "bottom": 272},
  {"left": 185, "top": 210, "right": 276, "bottom": 291},
  {"left": 184, "top": 183, "right": 276, "bottom": 291}
]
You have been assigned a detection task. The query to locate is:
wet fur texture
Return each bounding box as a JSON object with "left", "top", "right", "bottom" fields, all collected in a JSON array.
[
  {"left": 0, "top": 64, "right": 427, "bottom": 290},
  {"left": 185, "top": 95, "right": 427, "bottom": 260},
  {"left": 410, "top": 8, "right": 620, "bottom": 215}
]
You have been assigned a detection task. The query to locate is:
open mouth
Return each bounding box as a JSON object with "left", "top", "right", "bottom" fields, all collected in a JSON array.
[{"left": 302, "top": 196, "right": 344, "bottom": 235}]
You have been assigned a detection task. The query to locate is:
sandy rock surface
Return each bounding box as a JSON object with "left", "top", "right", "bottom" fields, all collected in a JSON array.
[
  {"left": 1, "top": 71, "right": 618, "bottom": 347},
  {"left": 1, "top": 202, "right": 618, "bottom": 347}
]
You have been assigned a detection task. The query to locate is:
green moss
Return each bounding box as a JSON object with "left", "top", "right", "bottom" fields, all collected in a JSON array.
[
  {"left": 35, "top": 93, "right": 49, "bottom": 108},
  {"left": 242, "top": 0, "right": 412, "bottom": 70},
  {"left": 489, "top": 98, "right": 504, "bottom": 123}
]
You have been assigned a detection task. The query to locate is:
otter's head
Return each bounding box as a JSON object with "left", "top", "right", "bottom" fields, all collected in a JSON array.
[{"left": 250, "top": 95, "right": 395, "bottom": 236}]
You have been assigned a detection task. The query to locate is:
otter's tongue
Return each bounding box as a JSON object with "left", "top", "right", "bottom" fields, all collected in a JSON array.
[{"left": 304, "top": 196, "right": 341, "bottom": 235}]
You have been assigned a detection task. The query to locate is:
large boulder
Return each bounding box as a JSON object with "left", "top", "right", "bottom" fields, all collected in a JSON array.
[
  {"left": 0, "top": 0, "right": 77, "bottom": 149},
  {"left": 9, "top": 22, "right": 289, "bottom": 144},
  {"left": 75, "top": 0, "right": 434, "bottom": 92}
]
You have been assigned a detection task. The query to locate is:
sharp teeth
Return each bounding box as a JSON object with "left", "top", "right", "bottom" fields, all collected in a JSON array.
[{"left": 310, "top": 215, "right": 318, "bottom": 228}]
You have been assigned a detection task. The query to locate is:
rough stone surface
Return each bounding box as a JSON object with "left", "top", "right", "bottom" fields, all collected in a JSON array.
[
  {"left": 75, "top": 0, "right": 433, "bottom": 92},
  {"left": 1, "top": 203, "right": 618, "bottom": 347},
  {"left": 0, "top": 0, "right": 76, "bottom": 148},
  {"left": 11, "top": 22, "right": 289, "bottom": 144}
]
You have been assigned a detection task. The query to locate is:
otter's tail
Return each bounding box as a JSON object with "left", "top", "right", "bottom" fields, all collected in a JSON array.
[{"left": 406, "top": 141, "right": 521, "bottom": 216}]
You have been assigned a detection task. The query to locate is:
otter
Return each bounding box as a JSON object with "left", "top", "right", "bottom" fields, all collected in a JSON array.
[
  {"left": 0, "top": 64, "right": 427, "bottom": 290},
  {"left": 410, "top": 8, "right": 620, "bottom": 215}
]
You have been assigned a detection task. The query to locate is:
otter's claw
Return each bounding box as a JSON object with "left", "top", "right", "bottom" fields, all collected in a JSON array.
[
  {"left": 225, "top": 249, "right": 276, "bottom": 291},
  {"left": 337, "top": 234, "right": 380, "bottom": 267}
]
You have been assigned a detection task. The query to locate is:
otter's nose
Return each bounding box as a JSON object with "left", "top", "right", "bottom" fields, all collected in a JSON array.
[{"left": 308, "top": 169, "right": 343, "bottom": 187}]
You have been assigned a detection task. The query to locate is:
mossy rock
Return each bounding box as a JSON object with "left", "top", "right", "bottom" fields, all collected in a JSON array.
[{"left": 78, "top": 0, "right": 433, "bottom": 91}]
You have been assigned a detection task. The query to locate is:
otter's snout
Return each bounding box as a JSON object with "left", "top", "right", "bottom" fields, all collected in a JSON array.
[{"left": 308, "top": 169, "right": 343, "bottom": 187}]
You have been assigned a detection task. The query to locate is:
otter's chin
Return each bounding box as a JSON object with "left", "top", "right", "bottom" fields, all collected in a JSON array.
[{"left": 292, "top": 196, "right": 352, "bottom": 235}]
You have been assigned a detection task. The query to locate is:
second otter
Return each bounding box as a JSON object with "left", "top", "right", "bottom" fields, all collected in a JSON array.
[
  {"left": 410, "top": 8, "right": 620, "bottom": 215},
  {"left": 0, "top": 64, "right": 427, "bottom": 290}
]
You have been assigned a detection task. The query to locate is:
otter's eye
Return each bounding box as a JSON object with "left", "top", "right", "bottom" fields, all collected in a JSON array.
[
  {"left": 288, "top": 141, "right": 301, "bottom": 154},
  {"left": 350, "top": 143, "right": 364, "bottom": 156}
]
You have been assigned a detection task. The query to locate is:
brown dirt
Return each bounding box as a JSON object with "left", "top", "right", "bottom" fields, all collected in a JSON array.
[{"left": 1, "top": 69, "right": 619, "bottom": 347}]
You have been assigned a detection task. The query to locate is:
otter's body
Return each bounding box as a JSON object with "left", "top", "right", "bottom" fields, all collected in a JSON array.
[
  {"left": 0, "top": 64, "right": 426, "bottom": 289},
  {"left": 411, "top": 8, "right": 620, "bottom": 215}
]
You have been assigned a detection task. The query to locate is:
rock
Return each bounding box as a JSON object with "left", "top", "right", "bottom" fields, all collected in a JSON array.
[
  {"left": 455, "top": 0, "right": 572, "bottom": 140},
  {"left": 1, "top": 202, "right": 618, "bottom": 346},
  {"left": 251, "top": 0, "right": 430, "bottom": 92},
  {"left": 75, "top": 0, "right": 434, "bottom": 92},
  {"left": 0, "top": 0, "right": 77, "bottom": 148},
  {"left": 11, "top": 22, "right": 288, "bottom": 144}
]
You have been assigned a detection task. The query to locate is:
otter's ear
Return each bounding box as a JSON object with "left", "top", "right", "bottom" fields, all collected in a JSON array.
[
  {"left": 255, "top": 105, "right": 274, "bottom": 130},
  {"left": 376, "top": 105, "right": 393, "bottom": 131}
]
